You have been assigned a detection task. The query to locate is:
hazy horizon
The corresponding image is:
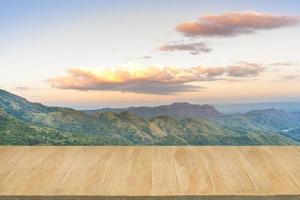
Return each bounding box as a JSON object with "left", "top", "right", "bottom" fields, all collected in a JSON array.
[
  {"left": 3, "top": 88, "right": 300, "bottom": 112},
  {"left": 1, "top": 0, "right": 300, "bottom": 108}
]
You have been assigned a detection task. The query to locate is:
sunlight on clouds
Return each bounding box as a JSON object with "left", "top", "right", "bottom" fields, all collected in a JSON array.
[
  {"left": 176, "top": 11, "right": 300, "bottom": 37},
  {"left": 48, "top": 63, "right": 266, "bottom": 95}
]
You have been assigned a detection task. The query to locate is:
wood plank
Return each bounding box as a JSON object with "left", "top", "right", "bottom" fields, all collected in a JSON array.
[{"left": 0, "top": 146, "right": 299, "bottom": 197}]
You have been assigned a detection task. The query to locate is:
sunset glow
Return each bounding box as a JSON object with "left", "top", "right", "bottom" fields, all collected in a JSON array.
[{"left": 0, "top": 0, "right": 299, "bottom": 109}]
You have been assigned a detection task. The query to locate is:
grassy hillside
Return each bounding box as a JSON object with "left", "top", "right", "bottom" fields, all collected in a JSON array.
[
  {"left": 0, "top": 89, "right": 298, "bottom": 145},
  {"left": 216, "top": 109, "right": 300, "bottom": 131},
  {"left": 0, "top": 109, "right": 131, "bottom": 145}
]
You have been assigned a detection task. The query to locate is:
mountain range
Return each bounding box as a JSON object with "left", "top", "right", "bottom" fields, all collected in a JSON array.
[
  {"left": 84, "top": 102, "right": 223, "bottom": 119},
  {"left": 214, "top": 102, "right": 300, "bottom": 114},
  {"left": 0, "top": 89, "right": 299, "bottom": 145}
]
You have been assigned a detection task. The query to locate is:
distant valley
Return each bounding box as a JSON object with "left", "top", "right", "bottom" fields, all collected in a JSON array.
[
  {"left": 214, "top": 102, "right": 300, "bottom": 114},
  {"left": 0, "top": 89, "right": 299, "bottom": 145}
]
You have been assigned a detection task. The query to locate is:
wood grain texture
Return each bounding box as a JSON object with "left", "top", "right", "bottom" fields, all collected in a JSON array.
[
  {"left": 1, "top": 196, "right": 300, "bottom": 200},
  {"left": 0, "top": 146, "right": 299, "bottom": 196}
]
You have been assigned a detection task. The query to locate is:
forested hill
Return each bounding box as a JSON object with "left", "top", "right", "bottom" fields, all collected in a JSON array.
[{"left": 0, "top": 89, "right": 299, "bottom": 145}]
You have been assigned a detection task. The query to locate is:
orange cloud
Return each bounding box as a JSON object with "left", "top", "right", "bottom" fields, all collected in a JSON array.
[
  {"left": 48, "top": 63, "right": 265, "bottom": 94},
  {"left": 48, "top": 66, "right": 212, "bottom": 94},
  {"left": 176, "top": 11, "right": 299, "bottom": 37}
]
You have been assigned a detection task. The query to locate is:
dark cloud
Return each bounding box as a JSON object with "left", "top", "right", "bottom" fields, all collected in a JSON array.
[
  {"left": 176, "top": 11, "right": 299, "bottom": 37},
  {"left": 158, "top": 42, "right": 212, "bottom": 55},
  {"left": 118, "top": 83, "right": 201, "bottom": 95},
  {"left": 227, "top": 62, "right": 265, "bottom": 77}
]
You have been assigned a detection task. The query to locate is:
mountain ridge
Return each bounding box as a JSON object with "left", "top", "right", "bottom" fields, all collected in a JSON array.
[
  {"left": 84, "top": 102, "right": 223, "bottom": 119},
  {"left": 0, "top": 89, "right": 299, "bottom": 145}
]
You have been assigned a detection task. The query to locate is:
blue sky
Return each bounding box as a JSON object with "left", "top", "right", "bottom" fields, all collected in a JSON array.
[{"left": 0, "top": 0, "right": 300, "bottom": 108}]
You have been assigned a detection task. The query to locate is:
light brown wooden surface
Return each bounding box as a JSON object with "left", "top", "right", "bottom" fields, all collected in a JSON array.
[{"left": 0, "top": 146, "right": 299, "bottom": 196}]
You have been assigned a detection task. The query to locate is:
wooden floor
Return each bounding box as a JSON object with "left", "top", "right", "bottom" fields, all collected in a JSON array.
[{"left": 0, "top": 146, "right": 299, "bottom": 197}]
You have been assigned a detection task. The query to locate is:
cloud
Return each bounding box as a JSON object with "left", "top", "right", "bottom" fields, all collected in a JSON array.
[
  {"left": 176, "top": 11, "right": 299, "bottom": 37},
  {"left": 158, "top": 42, "right": 212, "bottom": 55},
  {"left": 227, "top": 62, "right": 265, "bottom": 77},
  {"left": 125, "top": 55, "right": 152, "bottom": 60},
  {"left": 48, "top": 63, "right": 265, "bottom": 95},
  {"left": 190, "top": 66, "right": 225, "bottom": 78},
  {"left": 14, "top": 86, "right": 28, "bottom": 91},
  {"left": 48, "top": 66, "right": 226, "bottom": 94},
  {"left": 268, "top": 62, "right": 292, "bottom": 66}
]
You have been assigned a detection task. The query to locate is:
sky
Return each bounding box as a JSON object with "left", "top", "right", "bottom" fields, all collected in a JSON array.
[{"left": 0, "top": 0, "right": 300, "bottom": 109}]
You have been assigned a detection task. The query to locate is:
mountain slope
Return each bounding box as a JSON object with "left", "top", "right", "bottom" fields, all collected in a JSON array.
[
  {"left": 243, "top": 109, "right": 300, "bottom": 130},
  {"left": 215, "top": 102, "right": 300, "bottom": 114},
  {"left": 294, "top": 112, "right": 300, "bottom": 120},
  {"left": 0, "top": 89, "right": 298, "bottom": 145},
  {"left": 0, "top": 90, "right": 160, "bottom": 144},
  {"left": 85, "top": 102, "right": 223, "bottom": 119},
  {"left": 281, "top": 128, "right": 300, "bottom": 142},
  {"left": 0, "top": 89, "right": 114, "bottom": 135},
  {"left": 216, "top": 109, "right": 300, "bottom": 132},
  {"left": 151, "top": 116, "right": 295, "bottom": 145},
  {"left": 0, "top": 109, "right": 130, "bottom": 145}
]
